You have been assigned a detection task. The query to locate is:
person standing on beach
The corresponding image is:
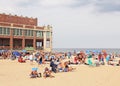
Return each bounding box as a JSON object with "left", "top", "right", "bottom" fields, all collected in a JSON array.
[
  {"left": 67, "top": 52, "right": 71, "bottom": 59},
  {"left": 38, "top": 55, "right": 43, "bottom": 65},
  {"left": 29, "top": 53, "right": 34, "bottom": 65}
]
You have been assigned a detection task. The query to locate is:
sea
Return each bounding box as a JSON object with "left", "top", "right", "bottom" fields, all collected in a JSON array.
[{"left": 52, "top": 48, "right": 120, "bottom": 54}]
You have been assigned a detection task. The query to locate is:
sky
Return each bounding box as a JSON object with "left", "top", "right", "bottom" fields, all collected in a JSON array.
[{"left": 0, "top": 0, "right": 120, "bottom": 48}]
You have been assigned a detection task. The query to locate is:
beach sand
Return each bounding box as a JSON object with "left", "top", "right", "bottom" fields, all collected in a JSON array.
[{"left": 0, "top": 59, "right": 120, "bottom": 86}]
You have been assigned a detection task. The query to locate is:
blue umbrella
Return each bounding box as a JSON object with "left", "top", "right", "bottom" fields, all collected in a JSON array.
[
  {"left": 22, "top": 50, "right": 27, "bottom": 53},
  {"left": 13, "top": 51, "right": 21, "bottom": 57},
  {"left": 86, "top": 50, "right": 90, "bottom": 54}
]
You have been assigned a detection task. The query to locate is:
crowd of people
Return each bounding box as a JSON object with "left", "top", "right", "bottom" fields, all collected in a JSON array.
[{"left": 0, "top": 49, "right": 120, "bottom": 78}]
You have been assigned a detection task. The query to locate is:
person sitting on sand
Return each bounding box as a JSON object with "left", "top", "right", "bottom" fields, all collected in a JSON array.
[
  {"left": 57, "top": 62, "right": 63, "bottom": 72},
  {"left": 106, "top": 55, "right": 111, "bottom": 65},
  {"left": 100, "top": 54, "right": 105, "bottom": 65},
  {"left": 50, "top": 60, "right": 57, "bottom": 73},
  {"left": 63, "top": 62, "right": 75, "bottom": 72},
  {"left": 18, "top": 56, "right": 26, "bottom": 63},
  {"left": 73, "top": 56, "right": 78, "bottom": 64},
  {"left": 117, "top": 60, "right": 120, "bottom": 66},
  {"left": 30, "top": 68, "right": 41, "bottom": 78},
  {"left": 43, "top": 67, "right": 54, "bottom": 78},
  {"left": 94, "top": 58, "right": 100, "bottom": 67}
]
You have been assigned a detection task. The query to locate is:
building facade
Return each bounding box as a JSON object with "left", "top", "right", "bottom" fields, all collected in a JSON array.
[{"left": 0, "top": 13, "right": 52, "bottom": 52}]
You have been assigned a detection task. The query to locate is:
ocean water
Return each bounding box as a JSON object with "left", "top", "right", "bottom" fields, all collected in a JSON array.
[{"left": 52, "top": 48, "right": 120, "bottom": 54}]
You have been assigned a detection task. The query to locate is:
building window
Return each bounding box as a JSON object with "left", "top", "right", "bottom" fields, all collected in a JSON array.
[
  {"left": 25, "top": 30, "right": 33, "bottom": 36},
  {"left": 46, "top": 32, "right": 50, "bottom": 38},
  {"left": 0, "top": 27, "right": 10, "bottom": 35},
  {"left": 6, "top": 28, "right": 10, "bottom": 35},
  {"left": 0, "top": 27, "right": 2, "bottom": 34},
  {"left": 17, "top": 29, "right": 19, "bottom": 35},
  {"left": 13, "top": 28, "right": 22, "bottom": 36},
  {"left": 36, "top": 31, "right": 43, "bottom": 37},
  {"left": 31, "top": 30, "right": 33, "bottom": 36},
  {"left": 3, "top": 28, "right": 6, "bottom": 34},
  {"left": 20, "top": 29, "right": 22, "bottom": 35}
]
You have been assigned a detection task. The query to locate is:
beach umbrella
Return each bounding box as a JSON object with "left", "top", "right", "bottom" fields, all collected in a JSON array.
[
  {"left": 22, "top": 50, "right": 27, "bottom": 53},
  {"left": 86, "top": 50, "right": 90, "bottom": 54},
  {"left": 76, "top": 51, "right": 80, "bottom": 54},
  {"left": 92, "top": 50, "right": 96, "bottom": 53},
  {"left": 13, "top": 51, "right": 21, "bottom": 57},
  {"left": 93, "top": 50, "right": 99, "bottom": 54}
]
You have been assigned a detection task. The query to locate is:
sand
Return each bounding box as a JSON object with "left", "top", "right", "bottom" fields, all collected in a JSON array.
[{"left": 0, "top": 59, "right": 120, "bottom": 86}]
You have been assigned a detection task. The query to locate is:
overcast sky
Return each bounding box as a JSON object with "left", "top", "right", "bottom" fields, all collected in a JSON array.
[{"left": 0, "top": 0, "right": 120, "bottom": 48}]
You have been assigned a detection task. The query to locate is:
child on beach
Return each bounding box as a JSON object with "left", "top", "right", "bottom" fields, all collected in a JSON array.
[
  {"left": 29, "top": 53, "right": 34, "bottom": 65},
  {"left": 30, "top": 68, "right": 42, "bottom": 78},
  {"left": 43, "top": 67, "right": 54, "bottom": 78}
]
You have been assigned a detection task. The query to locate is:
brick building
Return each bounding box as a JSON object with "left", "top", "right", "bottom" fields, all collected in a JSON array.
[{"left": 0, "top": 13, "right": 52, "bottom": 52}]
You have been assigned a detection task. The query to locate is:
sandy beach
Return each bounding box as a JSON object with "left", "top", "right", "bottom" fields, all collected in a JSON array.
[{"left": 0, "top": 59, "right": 120, "bottom": 86}]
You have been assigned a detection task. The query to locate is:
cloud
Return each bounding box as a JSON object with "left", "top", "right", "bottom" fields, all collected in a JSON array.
[
  {"left": 0, "top": 0, "right": 120, "bottom": 48},
  {"left": 68, "top": 0, "right": 92, "bottom": 8},
  {"left": 15, "top": 0, "right": 92, "bottom": 8},
  {"left": 94, "top": 0, "right": 120, "bottom": 12},
  {"left": 1, "top": 0, "right": 120, "bottom": 13},
  {"left": 16, "top": 0, "right": 40, "bottom": 7}
]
